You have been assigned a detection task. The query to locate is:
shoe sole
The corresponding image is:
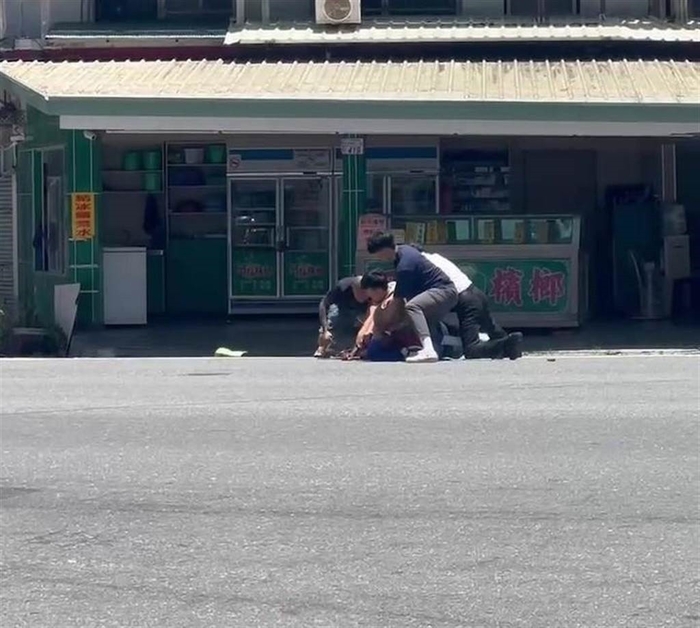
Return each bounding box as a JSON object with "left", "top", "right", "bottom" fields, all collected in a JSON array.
[
  {"left": 406, "top": 354, "right": 439, "bottom": 363},
  {"left": 506, "top": 332, "right": 524, "bottom": 360}
]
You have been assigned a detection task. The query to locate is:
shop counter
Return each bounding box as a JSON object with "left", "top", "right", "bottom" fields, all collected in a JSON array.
[{"left": 356, "top": 215, "right": 584, "bottom": 329}]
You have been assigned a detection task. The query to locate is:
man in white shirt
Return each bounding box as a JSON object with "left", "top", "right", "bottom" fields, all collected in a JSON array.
[{"left": 420, "top": 250, "right": 523, "bottom": 360}]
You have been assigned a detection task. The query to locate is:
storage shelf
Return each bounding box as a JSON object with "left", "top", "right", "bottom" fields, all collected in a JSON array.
[
  {"left": 443, "top": 150, "right": 511, "bottom": 215},
  {"left": 287, "top": 249, "right": 329, "bottom": 253},
  {"left": 170, "top": 211, "right": 226, "bottom": 216},
  {"left": 167, "top": 163, "right": 226, "bottom": 169},
  {"left": 232, "top": 207, "right": 277, "bottom": 216},
  {"left": 103, "top": 169, "right": 163, "bottom": 174},
  {"left": 168, "top": 185, "right": 226, "bottom": 190},
  {"left": 103, "top": 190, "right": 164, "bottom": 194}
]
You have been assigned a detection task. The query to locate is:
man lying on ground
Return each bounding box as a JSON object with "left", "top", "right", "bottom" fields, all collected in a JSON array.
[
  {"left": 344, "top": 271, "right": 421, "bottom": 362},
  {"left": 315, "top": 275, "right": 371, "bottom": 357}
]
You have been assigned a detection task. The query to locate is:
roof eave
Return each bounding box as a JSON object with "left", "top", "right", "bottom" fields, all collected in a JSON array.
[
  {"left": 42, "top": 96, "right": 700, "bottom": 125},
  {"left": 0, "top": 74, "right": 51, "bottom": 113}
]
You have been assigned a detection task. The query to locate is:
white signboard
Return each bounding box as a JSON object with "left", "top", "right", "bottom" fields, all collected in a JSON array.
[
  {"left": 341, "top": 138, "right": 365, "bottom": 156},
  {"left": 293, "top": 149, "right": 331, "bottom": 172},
  {"left": 227, "top": 148, "right": 332, "bottom": 174}
]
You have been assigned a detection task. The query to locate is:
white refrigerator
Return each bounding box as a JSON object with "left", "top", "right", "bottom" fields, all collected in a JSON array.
[{"left": 103, "top": 247, "right": 148, "bottom": 325}]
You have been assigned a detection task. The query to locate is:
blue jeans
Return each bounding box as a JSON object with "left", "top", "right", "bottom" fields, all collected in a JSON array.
[
  {"left": 365, "top": 338, "right": 406, "bottom": 362},
  {"left": 326, "top": 305, "right": 363, "bottom": 350}
]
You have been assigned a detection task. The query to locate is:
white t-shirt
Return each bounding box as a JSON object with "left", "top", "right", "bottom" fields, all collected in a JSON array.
[{"left": 421, "top": 252, "right": 472, "bottom": 293}]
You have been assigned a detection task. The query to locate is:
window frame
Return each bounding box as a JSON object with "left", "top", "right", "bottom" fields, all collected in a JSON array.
[
  {"left": 33, "top": 147, "right": 67, "bottom": 276},
  {"left": 362, "top": 0, "right": 460, "bottom": 17},
  {"left": 691, "top": 0, "right": 700, "bottom": 18},
  {"left": 159, "top": 0, "right": 236, "bottom": 19},
  {"left": 506, "top": 0, "right": 578, "bottom": 18},
  {"left": 238, "top": 0, "right": 318, "bottom": 23}
]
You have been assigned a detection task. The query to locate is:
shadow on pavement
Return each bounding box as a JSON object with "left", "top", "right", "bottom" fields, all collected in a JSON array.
[{"left": 67, "top": 317, "right": 700, "bottom": 358}]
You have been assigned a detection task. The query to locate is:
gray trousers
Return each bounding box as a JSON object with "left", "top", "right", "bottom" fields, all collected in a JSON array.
[{"left": 405, "top": 285, "right": 459, "bottom": 340}]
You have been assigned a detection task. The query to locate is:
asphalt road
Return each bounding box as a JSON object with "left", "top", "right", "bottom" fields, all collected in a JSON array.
[{"left": 1, "top": 356, "right": 699, "bottom": 628}]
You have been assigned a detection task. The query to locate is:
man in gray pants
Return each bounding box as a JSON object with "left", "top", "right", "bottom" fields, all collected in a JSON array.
[{"left": 366, "top": 232, "right": 457, "bottom": 363}]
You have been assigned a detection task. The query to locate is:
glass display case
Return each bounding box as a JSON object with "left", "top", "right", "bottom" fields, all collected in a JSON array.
[
  {"left": 389, "top": 215, "right": 576, "bottom": 246},
  {"left": 357, "top": 214, "right": 583, "bottom": 329}
]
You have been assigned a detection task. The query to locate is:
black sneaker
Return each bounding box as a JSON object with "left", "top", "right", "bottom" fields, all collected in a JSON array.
[{"left": 504, "top": 332, "right": 524, "bottom": 360}]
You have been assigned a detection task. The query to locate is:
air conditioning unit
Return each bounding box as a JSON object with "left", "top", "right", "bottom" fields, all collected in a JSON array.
[{"left": 315, "top": 0, "right": 361, "bottom": 25}]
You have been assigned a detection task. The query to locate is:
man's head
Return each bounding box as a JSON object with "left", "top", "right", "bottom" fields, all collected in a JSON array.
[
  {"left": 360, "top": 271, "right": 390, "bottom": 304},
  {"left": 366, "top": 231, "right": 396, "bottom": 261}
]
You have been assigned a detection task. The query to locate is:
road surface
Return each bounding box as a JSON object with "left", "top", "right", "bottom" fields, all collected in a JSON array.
[{"left": 1, "top": 356, "right": 699, "bottom": 627}]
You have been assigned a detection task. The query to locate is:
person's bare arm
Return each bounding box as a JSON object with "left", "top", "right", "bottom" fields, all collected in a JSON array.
[
  {"left": 356, "top": 305, "right": 377, "bottom": 344},
  {"left": 374, "top": 296, "right": 406, "bottom": 335}
]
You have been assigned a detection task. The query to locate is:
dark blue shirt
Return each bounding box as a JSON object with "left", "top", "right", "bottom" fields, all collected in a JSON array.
[{"left": 393, "top": 244, "right": 452, "bottom": 301}]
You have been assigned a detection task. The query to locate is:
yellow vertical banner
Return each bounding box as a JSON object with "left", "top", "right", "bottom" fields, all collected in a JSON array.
[{"left": 71, "top": 192, "right": 95, "bottom": 240}]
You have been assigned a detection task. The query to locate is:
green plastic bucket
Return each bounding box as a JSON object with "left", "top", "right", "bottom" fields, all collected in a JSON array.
[
  {"left": 143, "top": 150, "right": 162, "bottom": 171},
  {"left": 143, "top": 172, "right": 162, "bottom": 192},
  {"left": 206, "top": 145, "right": 226, "bottom": 164},
  {"left": 123, "top": 151, "right": 141, "bottom": 171}
]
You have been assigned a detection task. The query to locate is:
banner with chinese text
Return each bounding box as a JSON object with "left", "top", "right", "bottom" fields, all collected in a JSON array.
[
  {"left": 356, "top": 214, "right": 387, "bottom": 251},
  {"left": 363, "top": 257, "right": 570, "bottom": 313},
  {"left": 456, "top": 260, "right": 570, "bottom": 313},
  {"left": 231, "top": 249, "right": 277, "bottom": 297},
  {"left": 284, "top": 252, "right": 329, "bottom": 296},
  {"left": 71, "top": 193, "right": 95, "bottom": 240}
]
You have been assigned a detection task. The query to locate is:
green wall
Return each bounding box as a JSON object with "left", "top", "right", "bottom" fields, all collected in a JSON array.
[
  {"left": 15, "top": 107, "right": 102, "bottom": 329},
  {"left": 67, "top": 129, "right": 102, "bottom": 326},
  {"left": 339, "top": 136, "right": 366, "bottom": 278}
]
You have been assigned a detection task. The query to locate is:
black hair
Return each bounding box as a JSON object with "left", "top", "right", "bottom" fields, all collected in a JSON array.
[
  {"left": 366, "top": 231, "right": 395, "bottom": 254},
  {"left": 360, "top": 271, "right": 389, "bottom": 291}
]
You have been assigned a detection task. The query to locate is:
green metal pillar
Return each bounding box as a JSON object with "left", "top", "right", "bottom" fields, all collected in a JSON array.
[
  {"left": 339, "top": 136, "right": 366, "bottom": 279},
  {"left": 67, "top": 131, "right": 102, "bottom": 326}
]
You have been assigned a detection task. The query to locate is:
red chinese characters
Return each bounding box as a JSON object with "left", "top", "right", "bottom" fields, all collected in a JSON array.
[
  {"left": 71, "top": 193, "right": 95, "bottom": 240},
  {"left": 489, "top": 267, "right": 524, "bottom": 307},
  {"left": 292, "top": 264, "right": 324, "bottom": 279},
  {"left": 528, "top": 267, "right": 566, "bottom": 306},
  {"left": 238, "top": 264, "right": 273, "bottom": 279}
]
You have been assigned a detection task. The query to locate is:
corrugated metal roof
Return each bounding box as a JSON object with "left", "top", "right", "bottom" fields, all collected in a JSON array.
[
  {"left": 1, "top": 59, "right": 697, "bottom": 105},
  {"left": 224, "top": 18, "right": 700, "bottom": 45}
]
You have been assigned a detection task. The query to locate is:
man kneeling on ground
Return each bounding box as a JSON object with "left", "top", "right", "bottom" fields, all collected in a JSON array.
[
  {"left": 418, "top": 248, "right": 523, "bottom": 360},
  {"left": 366, "top": 231, "right": 458, "bottom": 363},
  {"left": 315, "top": 275, "right": 371, "bottom": 357}
]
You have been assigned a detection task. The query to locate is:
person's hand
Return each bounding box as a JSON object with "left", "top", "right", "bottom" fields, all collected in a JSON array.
[{"left": 357, "top": 332, "right": 373, "bottom": 349}]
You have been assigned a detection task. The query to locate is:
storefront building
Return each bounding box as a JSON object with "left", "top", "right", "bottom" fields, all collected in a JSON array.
[{"left": 0, "top": 1, "right": 698, "bottom": 329}]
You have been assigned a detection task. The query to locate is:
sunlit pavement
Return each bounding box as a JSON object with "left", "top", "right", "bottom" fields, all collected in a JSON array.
[{"left": 1, "top": 356, "right": 699, "bottom": 627}]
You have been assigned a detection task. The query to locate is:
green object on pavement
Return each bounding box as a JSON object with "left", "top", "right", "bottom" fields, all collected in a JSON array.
[{"left": 215, "top": 347, "right": 247, "bottom": 358}]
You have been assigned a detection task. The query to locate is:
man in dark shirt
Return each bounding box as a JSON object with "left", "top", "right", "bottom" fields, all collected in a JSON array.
[
  {"left": 367, "top": 231, "right": 458, "bottom": 363},
  {"left": 315, "top": 276, "right": 370, "bottom": 357}
]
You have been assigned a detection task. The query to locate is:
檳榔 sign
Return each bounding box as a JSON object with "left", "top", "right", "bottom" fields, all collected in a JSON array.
[{"left": 363, "top": 258, "right": 570, "bottom": 313}]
